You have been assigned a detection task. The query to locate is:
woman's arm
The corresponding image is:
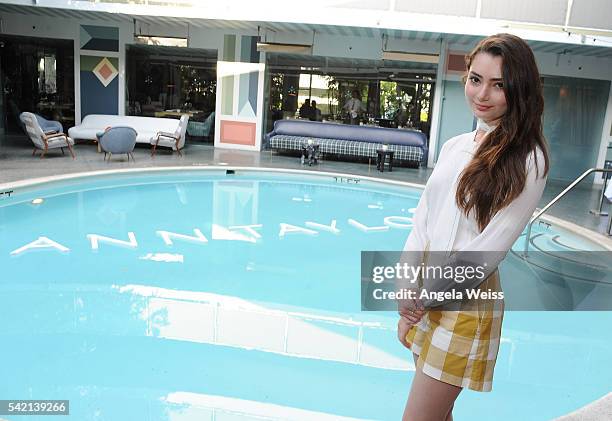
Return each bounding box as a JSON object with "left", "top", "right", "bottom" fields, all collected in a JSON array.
[{"left": 421, "top": 148, "right": 547, "bottom": 306}]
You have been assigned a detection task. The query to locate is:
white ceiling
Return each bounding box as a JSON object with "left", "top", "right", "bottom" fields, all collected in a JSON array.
[{"left": 0, "top": 3, "right": 611, "bottom": 58}]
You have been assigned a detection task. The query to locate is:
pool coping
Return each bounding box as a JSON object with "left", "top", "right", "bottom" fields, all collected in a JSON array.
[{"left": 1, "top": 165, "right": 611, "bottom": 250}]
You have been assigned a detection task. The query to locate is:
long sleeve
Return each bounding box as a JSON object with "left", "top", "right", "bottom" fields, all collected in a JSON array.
[
  {"left": 402, "top": 138, "right": 455, "bottom": 255},
  {"left": 421, "top": 148, "right": 547, "bottom": 306}
]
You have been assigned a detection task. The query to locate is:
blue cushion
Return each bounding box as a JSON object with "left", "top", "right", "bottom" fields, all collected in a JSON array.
[
  {"left": 34, "top": 114, "right": 63, "bottom": 134},
  {"left": 267, "top": 119, "right": 427, "bottom": 148},
  {"left": 19, "top": 112, "right": 63, "bottom": 134}
]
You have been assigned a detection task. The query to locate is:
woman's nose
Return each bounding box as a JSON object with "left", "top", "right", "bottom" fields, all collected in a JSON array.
[{"left": 477, "top": 85, "right": 490, "bottom": 101}]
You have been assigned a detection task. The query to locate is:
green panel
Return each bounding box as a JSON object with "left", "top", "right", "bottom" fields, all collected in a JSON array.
[
  {"left": 221, "top": 75, "right": 234, "bottom": 115},
  {"left": 223, "top": 35, "right": 236, "bottom": 62},
  {"left": 80, "top": 55, "right": 101, "bottom": 71},
  {"left": 80, "top": 56, "right": 118, "bottom": 71}
]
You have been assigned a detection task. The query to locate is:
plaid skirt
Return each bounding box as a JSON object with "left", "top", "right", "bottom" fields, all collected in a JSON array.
[{"left": 405, "top": 271, "right": 505, "bottom": 392}]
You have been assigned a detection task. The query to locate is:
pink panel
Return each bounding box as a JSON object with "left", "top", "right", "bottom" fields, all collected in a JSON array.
[{"left": 220, "top": 120, "right": 256, "bottom": 146}]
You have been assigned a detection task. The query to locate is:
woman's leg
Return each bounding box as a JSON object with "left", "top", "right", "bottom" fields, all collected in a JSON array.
[{"left": 403, "top": 353, "right": 461, "bottom": 421}]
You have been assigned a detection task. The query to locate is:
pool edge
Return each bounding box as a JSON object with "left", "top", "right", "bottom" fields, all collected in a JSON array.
[{"left": 1, "top": 165, "right": 610, "bottom": 250}]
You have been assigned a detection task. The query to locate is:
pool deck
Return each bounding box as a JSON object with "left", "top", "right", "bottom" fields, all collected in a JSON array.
[
  {"left": 554, "top": 392, "right": 612, "bottom": 421},
  {"left": 1, "top": 133, "right": 611, "bottom": 247}
]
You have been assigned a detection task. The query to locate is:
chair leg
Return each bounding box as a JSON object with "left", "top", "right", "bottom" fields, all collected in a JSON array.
[
  {"left": 61, "top": 147, "right": 65, "bottom": 155},
  {"left": 130, "top": 152, "right": 136, "bottom": 162},
  {"left": 103, "top": 152, "right": 107, "bottom": 160},
  {"left": 40, "top": 147, "right": 47, "bottom": 159},
  {"left": 107, "top": 152, "right": 112, "bottom": 162},
  {"left": 32, "top": 148, "right": 37, "bottom": 156},
  {"left": 66, "top": 143, "right": 76, "bottom": 159}
]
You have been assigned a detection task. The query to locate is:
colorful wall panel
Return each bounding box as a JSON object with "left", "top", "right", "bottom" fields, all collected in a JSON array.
[
  {"left": 80, "top": 55, "right": 119, "bottom": 118},
  {"left": 215, "top": 36, "right": 265, "bottom": 151},
  {"left": 79, "top": 25, "right": 119, "bottom": 120},
  {"left": 80, "top": 25, "right": 119, "bottom": 52}
]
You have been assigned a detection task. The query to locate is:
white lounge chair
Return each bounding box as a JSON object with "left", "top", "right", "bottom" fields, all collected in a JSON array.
[
  {"left": 150, "top": 114, "right": 189, "bottom": 157},
  {"left": 20, "top": 112, "right": 75, "bottom": 159}
]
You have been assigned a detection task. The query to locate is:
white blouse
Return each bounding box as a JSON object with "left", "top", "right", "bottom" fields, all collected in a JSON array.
[{"left": 402, "top": 129, "right": 547, "bottom": 286}]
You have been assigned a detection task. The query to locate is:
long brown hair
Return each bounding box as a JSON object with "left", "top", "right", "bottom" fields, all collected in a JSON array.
[{"left": 456, "top": 33, "right": 550, "bottom": 231}]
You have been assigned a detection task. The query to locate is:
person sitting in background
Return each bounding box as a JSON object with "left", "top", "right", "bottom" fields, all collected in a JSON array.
[
  {"left": 343, "top": 89, "right": 366, "bottom": 125},
  {"left": 309, "top": 100, "right": 322, "bottom": 122},
  {"left": 299, "top": 100, "right": 312, "bottom": 119}
]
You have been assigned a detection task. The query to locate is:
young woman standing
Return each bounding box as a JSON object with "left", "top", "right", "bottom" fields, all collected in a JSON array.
[{"left": 398, "top": 33, "right": 550, "bottom": 421}]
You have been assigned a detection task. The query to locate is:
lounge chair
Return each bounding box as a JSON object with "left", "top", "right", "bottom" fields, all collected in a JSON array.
[
  {"left": 150, "top": 114, "right": 189, "bottom": 157},
  {"left": 98, "top": 126, "right": 137, "bottom": 162},
  {"left": 20, "top": 112, "right": 75, "bottom": 159}
]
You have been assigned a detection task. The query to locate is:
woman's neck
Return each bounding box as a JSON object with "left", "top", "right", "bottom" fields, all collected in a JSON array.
[{"left": 476, "top": 118, "right": 497, "bottom": 134}]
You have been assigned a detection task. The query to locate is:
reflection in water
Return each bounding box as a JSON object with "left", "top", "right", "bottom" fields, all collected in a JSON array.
[
  {"left": 117, "top": 283, "right": 411, "bottom": 372},
  {"left": 162, "top": 391, "right": 369, "bottom": 421}
]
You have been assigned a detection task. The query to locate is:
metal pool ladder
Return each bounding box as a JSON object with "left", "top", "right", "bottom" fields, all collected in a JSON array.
[{"left": 523, "top": 167, "right": 612, "bottom": 255}]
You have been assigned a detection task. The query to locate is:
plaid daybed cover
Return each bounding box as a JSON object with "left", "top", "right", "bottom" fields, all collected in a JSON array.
[{"left": 269, "top": 135, "right": 424, "bottom": 164}]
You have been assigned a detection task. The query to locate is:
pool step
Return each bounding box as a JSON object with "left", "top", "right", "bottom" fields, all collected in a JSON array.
[{"left": 505, "top": 233, "right": 612, "bottom": 310}]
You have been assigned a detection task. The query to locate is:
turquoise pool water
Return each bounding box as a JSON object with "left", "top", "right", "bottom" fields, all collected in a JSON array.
[{"left": 0, "top": 169, "right": 610, "bottom": 421}]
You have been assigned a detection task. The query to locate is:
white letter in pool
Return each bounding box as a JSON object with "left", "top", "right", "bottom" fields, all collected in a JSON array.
[
  {"left": 10, "top": 236, "right": 70, "bottom": 256},
  {"left": 228, "top": 224, "right": 263, "bottom": 239},
  {"left": 348, "top": 219, "right": 389, "bottom": 232},
  {"left": 157, "top": 229, "right": 209, "bottom": 246},
  {"left": 383, "top": 216, "right": 413, "bottom": 229},
  {"left": 87, "top": 232, "right": 138, "bottom": 251},
  {"left": 212, "top": 224, "right": 257, "bottom": 243},
  {"left": 305, "top": 220, "right": 340, "bottom": 234},
  {"left": 278, "top": 223, "right": 318, "bottom": 237}
]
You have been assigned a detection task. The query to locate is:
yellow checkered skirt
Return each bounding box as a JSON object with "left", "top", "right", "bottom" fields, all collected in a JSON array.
[{"left": 405, "top": 271, "right": 505, "bottom": 392}]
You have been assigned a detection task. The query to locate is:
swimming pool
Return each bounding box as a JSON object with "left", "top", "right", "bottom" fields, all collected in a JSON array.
[{"left": 1, "top": 168, "right": 610, "bottom": 420}]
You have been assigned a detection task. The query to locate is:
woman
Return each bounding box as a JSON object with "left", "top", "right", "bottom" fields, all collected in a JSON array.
[{"left": 397, "top": 33, "right": 550, "bottom": 421}]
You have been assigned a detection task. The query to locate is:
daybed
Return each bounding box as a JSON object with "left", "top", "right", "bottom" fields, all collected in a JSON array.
[
  {"left": 265, "top": 120, "right": 428, "bottom": 167},
  {"left": 68, "top": 114, "right": 186, "bottom": 149}
]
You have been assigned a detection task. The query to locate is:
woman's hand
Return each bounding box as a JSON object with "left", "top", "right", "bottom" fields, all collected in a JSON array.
[
  {"left": 397, "top": 298, "right": 425, "bottom": 349},
  {"left": 398, "top": 316, "right": 418, "bottom": 349},
  {"left": 398, "top": 297, "right": 425, "bottom": 324}
]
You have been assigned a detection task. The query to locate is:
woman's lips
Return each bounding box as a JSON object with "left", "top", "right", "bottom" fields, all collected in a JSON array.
[{"left": 475, "top": 104, "right": 493, "bottom": 111}]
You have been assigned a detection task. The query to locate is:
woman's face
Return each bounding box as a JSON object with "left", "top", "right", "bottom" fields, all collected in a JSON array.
[{"left": 465, "top": 52, "right": 507, "bottom": 125}]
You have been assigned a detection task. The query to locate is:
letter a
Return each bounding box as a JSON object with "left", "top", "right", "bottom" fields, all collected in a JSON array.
[
  {"left": 279, "top": 223, "right": 318, "bottom": 237},
  {"left": 10, "top": 236, "right": 70, "bottom": 256}
]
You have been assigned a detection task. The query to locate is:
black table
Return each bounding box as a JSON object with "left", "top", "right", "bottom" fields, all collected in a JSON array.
[{"left": 376, "top": 149, "right": 394, "bottom": 172}]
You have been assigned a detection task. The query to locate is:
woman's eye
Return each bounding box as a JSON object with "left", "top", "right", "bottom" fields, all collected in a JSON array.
[
  {"left": 495, "top": 82, "right": 504, "bottom": 89},
  {"left": 469, "top": 76, "right": 480, "bottom": 84}
]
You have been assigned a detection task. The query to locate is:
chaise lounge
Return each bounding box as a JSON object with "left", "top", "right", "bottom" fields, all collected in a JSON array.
[{"left": 265, "top": 120, "right": 428, "bottom": 167}]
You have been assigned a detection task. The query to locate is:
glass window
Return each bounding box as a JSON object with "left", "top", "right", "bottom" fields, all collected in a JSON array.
[
  {"left": 266, "top": 53, "right": 436, "bottom": 139},
  {"left": 126, "top": 44, "right": 217, "bottom": 139},
  {"left": 1, "top": 35, "right": 74, "bottom": 134},
  {"left": 542, "top": 75, "right": 611, "bottom": 182}
]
